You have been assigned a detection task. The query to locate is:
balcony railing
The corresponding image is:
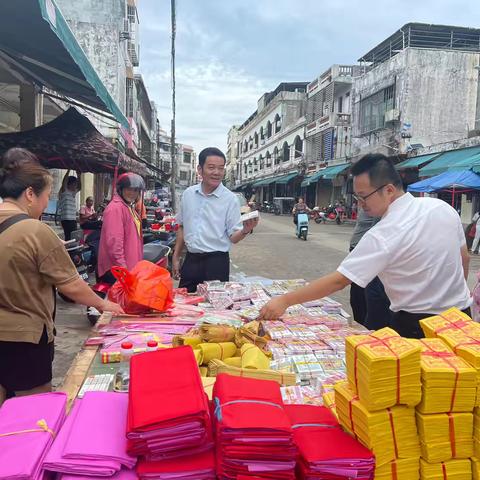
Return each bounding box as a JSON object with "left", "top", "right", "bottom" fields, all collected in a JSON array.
[{"left": 306, "top": 113, "right": 351, "bottom": 137}]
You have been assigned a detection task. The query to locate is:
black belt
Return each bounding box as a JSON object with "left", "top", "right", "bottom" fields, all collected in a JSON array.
[{"left": 187, "top": 251, "right": 229, "bottom": 258}]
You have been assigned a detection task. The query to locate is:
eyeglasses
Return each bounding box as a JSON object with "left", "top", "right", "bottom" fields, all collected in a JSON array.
[{"left": 353, "top": 184, "right": 387, "bottom": 203}]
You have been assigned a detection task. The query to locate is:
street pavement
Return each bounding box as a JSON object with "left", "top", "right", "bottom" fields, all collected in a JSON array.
[{"left": 52, "top": 213, "right": 480, "bottom": 387}]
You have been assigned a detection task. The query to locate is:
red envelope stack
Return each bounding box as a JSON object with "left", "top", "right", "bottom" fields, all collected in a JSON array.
[
  {"left": 213, "top": 374, "right": 297, "bottom": 480},
  {"left": 284, "top": 404, "right": 375, "bottom": 480},
  {"left": 127, "top": 346, "right": 213, "bottom": 461}
]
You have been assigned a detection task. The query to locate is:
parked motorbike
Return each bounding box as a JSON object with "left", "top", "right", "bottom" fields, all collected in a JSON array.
[{"left": 312, "top": 205, "right": 344, "bottom": 225}]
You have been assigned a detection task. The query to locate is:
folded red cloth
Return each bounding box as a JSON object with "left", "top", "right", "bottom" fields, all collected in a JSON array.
[{"left": 127, "top": 346, "right": 212, "bottom": 459}]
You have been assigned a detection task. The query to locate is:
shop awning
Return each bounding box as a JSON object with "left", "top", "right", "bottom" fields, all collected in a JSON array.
[
  {"left": 0, "top": 0, "right": 128, "bottom": 128},
  {"left": 275, "top": 172, "right": 298, "bottom": 185},
  {"left": 408, "top": 169, "right": 480, "bottom": 193},
  {"left": 0, "top": 107, "right": 147, "bottom": 175},
  {"left": 419, "top": 146, "right": 480, "bottom": 176},
  {"left": 252, "top": 177, "right": 275, "bottom": 187},
  {"left": 301, "top": 170, "right": 322, "bottom": 187},
  {"left": 395, "top": 153, "right": 440, "bottom": 170},
  {"left": 320, "top": 163, "right": 350, "bottom": 179}
]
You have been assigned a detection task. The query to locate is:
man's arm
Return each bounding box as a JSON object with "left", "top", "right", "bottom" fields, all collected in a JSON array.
[
  {"left": 230, "top": 218, "right": 258, "bottom": 244},
  {"left": 461, "top": 244, "right": 470, "bottom": 281},
  {"left": 258, "top": 271, "right": 351, "bottom": 320},
  {"left": 172, "top": 226, "right": 185, "bottom": 279}
]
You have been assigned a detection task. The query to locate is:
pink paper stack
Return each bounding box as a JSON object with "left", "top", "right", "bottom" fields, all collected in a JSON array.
[
  {"left": 43, "top": 391, "right": 136, "bottom": 476},
  {"left": 0, "top": 392, "right": 67, "bottom": 480}
]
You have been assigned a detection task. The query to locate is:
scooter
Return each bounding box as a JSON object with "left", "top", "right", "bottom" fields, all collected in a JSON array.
[{"left": 296, "top": 212, "right": 309, "bottom": 241}]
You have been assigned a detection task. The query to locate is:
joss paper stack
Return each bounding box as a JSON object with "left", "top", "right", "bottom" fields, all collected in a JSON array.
[
  {"left": 416, "top": 411, "right": 473, "bottom": 462},
  {"left": 0, "top": 392, "right": 66, "bottom": 480},
  {"left": 284, "top": 404, "right": 375, "bottom": 479},
  {"left": 127, "top": 346, "right": 212, "bottom": 460},
  {"left": 322, "top": 391, "right": 338, "bottom": 420},
  {"left": 374, "top": 458, "right": 420, "bottom": 480},
  {"left": 334, "top": 380, "right": 420, "bottom": 467},
  {"left": 195, "top": 342, "right": 237, "bottom": 365},
  {"left": 345, "top": 327, "right": 422, "bottom": 411},
  {"left": 44, "top": 391, "right": 135, "bottom": 475},
  {"left": 213, "top": 373, "right": 297, "bottom": 480},
  {"left": 136, "top": 451, "right": 215, "bottom": 479},
  {"left": 419, "top": 307, "right": 472, "bottom": 339},
  {"left": 420, "top": 457, "right": 472, "bottom": 479},
  {"left": 412, "top": 338, "right": 477, "bottom": 414},
  {"left": 199, "top": 324, "right": 236, "bottom": 343},
  {"left": 473, "top": 457, "right": 480, "bottom": 479},
  {"left": 474, "top": 408, "right": 480, "bottom": 458}
]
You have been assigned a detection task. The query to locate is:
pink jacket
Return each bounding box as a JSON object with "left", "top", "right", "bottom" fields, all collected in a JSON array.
[{"left": 98, "top": 194, "right": 143, "bottom": 277}]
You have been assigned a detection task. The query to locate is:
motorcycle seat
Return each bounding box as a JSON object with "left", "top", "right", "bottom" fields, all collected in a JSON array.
[{"left": 143, "top": 243, "right": 170, "bottom": 263}]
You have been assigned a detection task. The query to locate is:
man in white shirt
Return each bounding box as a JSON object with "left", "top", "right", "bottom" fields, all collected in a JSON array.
[
  {"left": 259, "top": 154, "right": 471, "bottom": 338},
  {"left": 172, "top": 147, "right": 258, "bottom": 292}
]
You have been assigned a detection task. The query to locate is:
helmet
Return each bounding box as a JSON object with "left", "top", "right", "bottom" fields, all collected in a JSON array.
[{"left": 116, "top": 172, "right": 145, "bottom": 197}]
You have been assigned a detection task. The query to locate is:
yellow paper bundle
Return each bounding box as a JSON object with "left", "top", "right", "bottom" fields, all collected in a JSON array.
[
  {"left": 199, "top": 323, "right": 236, "bottom": 343},
  {"left": 195, "top": 342, "right": 237, "bottom": 365},
  {"left": 474, "top": 408, "right": 480, "bottom": 458},
  {"left": 322, "top": 391, "right": 338, "bottom": 420},
  {"left": 198, "top": 366, "right": 208, "bottom": 377},
  {"left": 375, "top": 458, "right": 419, "bottom": 480},
  {"left": 334, "top": 380, "right": 420, "bottom": 467},
  {"left": 411, "top": 338, "right": 477, "bottom": 414},
  {"left": 223, "top": 357, "right": 242, "bottom": 367},
  {"left": 346, "top": 327, "right": 422, "bottom": 411},
  {"left": 416, "top": 411, "right": 473, "bottom": 463},
  {"left": 234, "top": 320, "right": 270, "bottom": 352},
  {"left": 192, "top": 348, "right": 203, "bottom": 365},
  {"left": 207, "top": 358, "right": 296, "bottom": 386},
  {"left": 420, "top": 458, "right": 471, "bottom": 480},
  {"left": 240, "top": 344, "right": 270, "bottom": 369},
  {"left": 172, "top": 334, "right": 202, "bottom": 348},
  {"left": 473, "top": 457, "right": 480, "bottom": 479},
  {"left": 419, "top": 307, "right": 472, "bottom": 339}
]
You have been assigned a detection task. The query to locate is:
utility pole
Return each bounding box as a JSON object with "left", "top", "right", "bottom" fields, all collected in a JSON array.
[{"left": 169, "top": 0, "right": 177, "bottom": 210}]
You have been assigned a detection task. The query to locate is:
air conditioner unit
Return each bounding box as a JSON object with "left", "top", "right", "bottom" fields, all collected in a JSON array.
[
  {"left": 384, "top": 108, "right": 400, "bottom": 123},
  {"left": 119, "top": 19, "right": 131, "bottom": 40}
]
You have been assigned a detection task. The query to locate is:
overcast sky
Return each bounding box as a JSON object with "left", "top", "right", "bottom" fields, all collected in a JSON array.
[{"left": 137, "top": 0, "right": 478, "bottom": 153}]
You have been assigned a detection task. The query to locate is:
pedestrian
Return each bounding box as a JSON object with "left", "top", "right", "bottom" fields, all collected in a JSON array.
[
  {"left": 259, "top": 154, "right": 471, "bottom": 338},
  {"left": 57, "top": 169, "right": 81, "bottom": 240},
  {"left": 79, "top": 196, "right": 101, "bottom": 230},
  {"left": 0, "top": 148, "right": 123, "bottom": 406},
  {"left": 470, "top": 210, "right": 480, "bottom": 254},
  {"left": 172, "top": 147, "right": 259, "bottom": 293},
  {"left": 349, "top": 208, "right": 392, "bottom": 330},
  {"left": 97, "top": 172, "right": 145, "bottom": 285}
]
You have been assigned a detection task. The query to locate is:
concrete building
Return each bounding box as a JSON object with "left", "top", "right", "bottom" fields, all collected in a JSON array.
[
  {"left": 351, "top": 23, "right": 480, "bottom": 160},
  {"left": 233, "top": 82, "right": 308, "bottom": 203},
  {"left": 302, "top": 65, "right": 363, "bottom": 207}
]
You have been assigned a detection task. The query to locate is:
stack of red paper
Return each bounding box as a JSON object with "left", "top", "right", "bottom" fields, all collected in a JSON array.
[
  {"left": 213, "top": 373, "right": 297, "bottom": 480},
  {"left": 284, "top": 404, "right": 375, "bottom": 480},
  {"left": 127, "top": 346, "right": 212, "bottom": 461}
]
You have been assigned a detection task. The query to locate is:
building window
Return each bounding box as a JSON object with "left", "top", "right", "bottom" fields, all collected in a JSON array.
[
  {"left": 162, "top": 160, "right": 171, "bottom": 171},
  {"left": 266, "top": 151, "right": 272, "bottom": 167},
  {"left": 274, "top": 114, "right": 281, "bottom": 134},
  {"left": 337, "top": 96, "right": 343, "bottom": 113},
  {"left": 359, "top": 84, "right": 396, "bottom": 134},
  {"left": 274, "top": 147, "right": 279, "bottom": 165},
  {"left": 282, "top": 142, "right": 290, "bottom": 162},
  {"left": 127, "top": 5, "right": 137, "bottom": 24},
  {"left": 183, "top": 152, "right": 192, "bottom": 164},
  {"left": 254, "top": 132, "right": 259, "bottom": 148},
  {"left": 267, "top": 121, "right": 272, "bottom": 138},
  {"left": 294, "top": 136, "right": 303, "bottom": 158},
  {"left": 126, "top": 78, "right": 134, "bottom": 117},
  {"left": 179, "top": 171, "right": 188, "bottom": 181}
]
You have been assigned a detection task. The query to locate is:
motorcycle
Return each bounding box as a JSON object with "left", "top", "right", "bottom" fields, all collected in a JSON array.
[
  {"left": 312, "top": 205, "right": 344, "bottom": 225},
  {"left": 295, "top": 212, "right": 309, "bottom": 241}
]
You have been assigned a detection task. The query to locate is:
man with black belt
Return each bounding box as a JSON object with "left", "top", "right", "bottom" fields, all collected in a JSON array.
[
  {"left": 172, "top": 147, "right": 258, "bottom": 293},
  {"left": 259, "top": 154, "right": 471, "bottom": 338}
]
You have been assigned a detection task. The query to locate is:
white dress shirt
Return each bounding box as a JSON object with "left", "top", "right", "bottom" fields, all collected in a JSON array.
[
  {"left": 177, "top": 183, "right": 242, "bottom": 253},
  {"left": 338, "top": 193, "right": 471, "bottom": 314}
]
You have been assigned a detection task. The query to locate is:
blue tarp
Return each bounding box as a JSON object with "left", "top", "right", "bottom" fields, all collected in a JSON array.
[{"left": 407, "top": 169, "right": 480, "bottom": 193}]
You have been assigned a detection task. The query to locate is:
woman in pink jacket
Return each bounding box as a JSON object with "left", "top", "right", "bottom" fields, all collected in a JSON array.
[{"left": 98, "top": 173, "right": 144, "bottom": 284}]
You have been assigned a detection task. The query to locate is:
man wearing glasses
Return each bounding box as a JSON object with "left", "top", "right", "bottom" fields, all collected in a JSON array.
[{"left": 259, "top": 154, "right": 471, "bottom": 338}]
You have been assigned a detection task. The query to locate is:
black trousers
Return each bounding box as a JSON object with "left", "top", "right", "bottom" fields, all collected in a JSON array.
[
  {"left": 179, "top": 251, "right": 230, "bottom": 293},
  {"left": 350, "top": 282, "right": 367, "bottom": 326},
  {"left": 391, "top": 307, "right": 472, "bottom": 339},
  {"left": 61, "top": 220, "right": 77, "bottom": 241}
]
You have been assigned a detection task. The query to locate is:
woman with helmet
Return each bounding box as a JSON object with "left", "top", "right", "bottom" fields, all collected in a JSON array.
[{"left": 97, "top": 172, "right": 145, "bottom": 284}]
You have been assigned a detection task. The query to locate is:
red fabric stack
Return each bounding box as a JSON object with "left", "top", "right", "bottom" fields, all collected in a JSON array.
[
  {"left": 127, "top": 346, "right": 213, "bottom": 462},
  {"left": 284, "top": 404, "right": 375, "bottom": 480},
  {"left": 213, "top": 374, "right": 297, "bottom": 480}
]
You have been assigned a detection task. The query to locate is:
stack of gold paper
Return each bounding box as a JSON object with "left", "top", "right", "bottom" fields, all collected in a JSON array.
[
  {"left": 374, "top": 458, "right": 419, "bottom": 480},
  {"left": 240, "top": 344, "right": 270, "bottom": 369},
  {"left": 195, "top": 342, "right": 237, "bottom": 365},
  {"left": 474, "top": 408, "right": 480, "bottom": 458},
  {"left": 172, "top": 333, "right": 201, "bottom": 348},
  {"left": 420, "top": 458, "right": 472, "bottom": 480},
  {"left": 345, "top": 327, "right": 422, "bottom": 410},
  {"left": 416, "top": 411, "right": 473, "bottom": 462},
  {"left": 322, "top": 391, "right": 338, "bottom": 420},
  {"left": 234, "top": 320, "right": 270, "bottom": 352},
  {"left": 207, "top": 358, "right": 296, "bottom": 386},
  {"left": 334, "top": 380, "right": 420, "bottom": 466},
  {"left": 472, "top": 457, "right": 480, "bottom": 479},
  {"left": 198, "top": 323, "right": 236, "bottom": 343},
  {"left": 411, "top": 338, "right": 477, "bottom": 414},
  {"left": 419, "top": 307, "right": 472, "bottom": 339}
]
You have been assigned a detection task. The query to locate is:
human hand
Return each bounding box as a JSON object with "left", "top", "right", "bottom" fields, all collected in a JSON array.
[
  {"left": 172, "top": 256, "right": 181, "bottom": 280},
  {"left": 99, "top": 299, "right": 125, "bottom": 315},
  {"left": 258, "top": 296, "right": 289, "bottom": 320},
  {"left": 242, "top": 217, "right": 259, "bottom": 234}
]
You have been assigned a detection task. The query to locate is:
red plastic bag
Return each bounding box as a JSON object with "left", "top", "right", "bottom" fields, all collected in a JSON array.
[{"left": 108, "top": 260, "right": 174, "bottom": 315}]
